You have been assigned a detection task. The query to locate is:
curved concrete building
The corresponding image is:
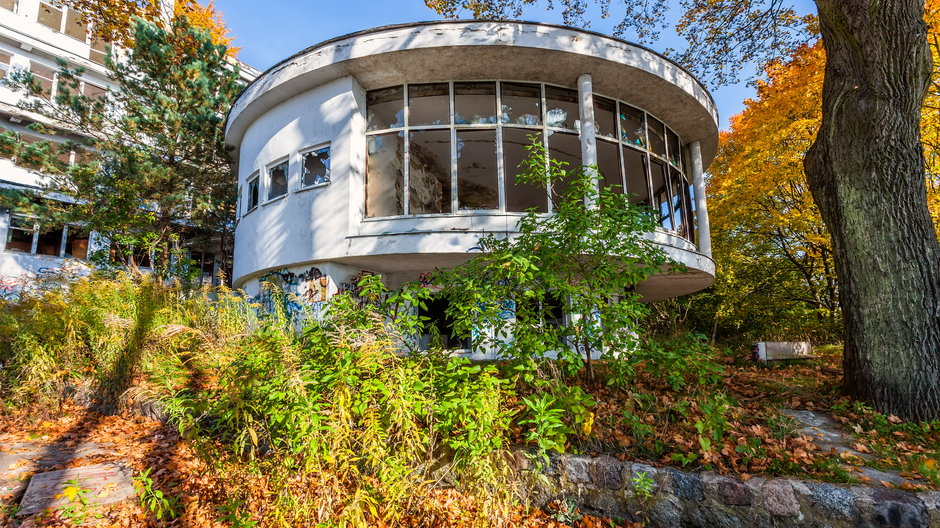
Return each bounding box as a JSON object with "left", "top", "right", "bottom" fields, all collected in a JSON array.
[{"left": 226, "top": 20, "right": 718, "bottom": 321}]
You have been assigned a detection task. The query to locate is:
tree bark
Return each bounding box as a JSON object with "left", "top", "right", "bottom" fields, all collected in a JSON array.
[{"left": 805, "top": 0, "right": 940, "bottom": 420}]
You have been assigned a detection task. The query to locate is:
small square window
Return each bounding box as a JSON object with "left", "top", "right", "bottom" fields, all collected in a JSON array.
[
  {"left": 245, "top": 173, "right": 259, "bottom": 213},
  {"left": 5, "top": 216, "right": 34, "bottom": 252},
  {"left": 37, "top": 1, "right": 63, "bottom": 31},
  {"left": 0, "top": 0, "right": 18, "bottom": 13},
  {"left": 301, "top": 146, "right": 330, "bottom": 187},
  {"left": 267, "top": 160, "right": 288, "bottom": 200}
]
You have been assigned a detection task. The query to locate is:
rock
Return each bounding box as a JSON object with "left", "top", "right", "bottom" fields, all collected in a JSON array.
[
  {"left": 18, "top": 463, "right": 135, "bottom": 516},
  {"left": 589, "top": 456, "right": 624, "bottom": 490},
  {"left": 761, "top": 479, "right": 801, "bottom": 517},
  {"left": 716, "top": 476, "right": 751, "bottom": 506},
  {"left": 807, "top": 482, "right": 856, "bottom": 519},
  {"left": 920, "top": 491, "right": 940, "bottom": 526},
  {"left": 564, "top": 455, "right": 591, "bottom": 484},
  {"left": 872, "top": 488, "right": 929, "bottom": 528},
  {"left": 647, "top": 493, "right": 683, "bottom": 528},
  {"left": 668, "top": 469, "right": 704, "bottom": 502}
]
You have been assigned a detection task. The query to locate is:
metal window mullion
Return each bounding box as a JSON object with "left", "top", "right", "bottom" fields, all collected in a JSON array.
[
  {"left": 541, "top": 83, "right": 551, "bottom": 213},
  {"left": 30, "top": 222, "right": 38, "bottom": 253},
  {"left": 495, "top": 81, "right": 506, "bottom": 211},
  {"left": 450, "top": 82, "right": 457, "bottom": 214},
  {"left": 403, "top": 84, "right": 411, "bottom": 215},
  {"left": 59, "top": 225, "right": 67, "bottom": 257},
  {"left": 644, "top": 152, "right": 655, "bottom": 219},
  {"left": 615, "top": 101, "right": 626, "bottom": 192}
]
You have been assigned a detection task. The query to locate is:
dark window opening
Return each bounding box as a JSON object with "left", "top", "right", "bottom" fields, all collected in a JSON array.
[
  {"left": 267, "top": 161, "right": 288, "bottom": 200},
  {"left": 419, "top": 297, "right": 470, "bottom": 350},
  {"left": 302, "top": 147, "right": 330, "bottom": 187}
]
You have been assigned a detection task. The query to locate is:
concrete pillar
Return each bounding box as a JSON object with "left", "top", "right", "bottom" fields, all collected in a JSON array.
[
  {"left": 577, "top": 73, "right": 598, "bottom": 203},
  {"left": 689, "top": 141, "right": 712, "bottom": 257}
]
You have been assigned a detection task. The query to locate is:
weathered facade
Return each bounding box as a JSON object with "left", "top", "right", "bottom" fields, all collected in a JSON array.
[{"left": 226, "top": 21, "right": 720, "bottom": 353}]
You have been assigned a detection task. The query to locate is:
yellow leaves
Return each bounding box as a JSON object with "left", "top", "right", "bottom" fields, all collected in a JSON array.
[
  {"left": 57, "top": 485, "right": 81, "bottom": 500},
  {"left": 580, "top": 412, "right": 594, "bottom": 436}
]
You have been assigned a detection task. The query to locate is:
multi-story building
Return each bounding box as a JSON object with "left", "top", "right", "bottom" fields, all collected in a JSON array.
[
  {"left": 225, "top": 21, "right": 719, "bottom": 354},
  {"left": 0, "top": 0, "right": 258, "bottom": 298}
]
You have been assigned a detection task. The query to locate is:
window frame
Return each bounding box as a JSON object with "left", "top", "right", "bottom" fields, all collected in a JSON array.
[
  {"left": 3, "top": 214, "right": 89, "bottom": 259},
  {"left": 264, "top": 157, "right": 289, "bottom": 204},
  {"left": 244, "top": 172, "right": 260, "bottom": 215}
]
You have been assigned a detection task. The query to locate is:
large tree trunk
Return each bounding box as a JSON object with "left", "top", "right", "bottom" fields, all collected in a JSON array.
[{"left": 805, "top": 0, "right": 940, "bottom": 421}]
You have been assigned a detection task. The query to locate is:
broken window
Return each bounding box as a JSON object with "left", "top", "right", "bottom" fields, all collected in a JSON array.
[
  {"left": 544, "top": 86, "right": 579, "bottom": 130},
  {"left": 408, "top": 83, "right": 450, "bottom": 126},
  {"left": 83, "top": 81, "right": 106, "bottom": 99},
  {"left": 503, "top": 128, "right": 546, "bottom": 213},
  {"left": 456, "top": 129, "right": 498, "bottom": 210},
  {"left": 37, "top": 2, "right": 63, "bottom": 31},
  {"left": 409, "top": 130, "right": 451, "bottom": 214},
  {"left": 5, "top": 216, "right": 34, "bottom": 252},
  {"left": 619, "top": 105, "right": 645, "bottom": 148},
  {"left": 301, "top": 146, "right": 330, "bottom": 187},
  {"left": 501, "top": 82, "right": 541, "bottom": 126},
  {"left": 670, "top": 167, "right": 694, "bottom": 240},
  {"left": 650, "top": 159, "right": 671, "bottom": 229},
  {"left": 365, "top": 132, "right": 404, "bottom": 217},
  {"left": 63, "top": 226, "right": 89, "bottom": 259},
  {"left": 367, "top": 86, "right": 404, "bottom": 131},
  {"left": 548, "top": 131, "right": 581, "bottom": 205},
  {"left": 647, "top": 116, "right": 667, "bottom": 159},
  {"left": 623, "top": 146, "right": 650, "bottom": 206},
  {"left": 598, "top": 139, "right": 622, "bottom": 193},
  {"left": 667, "top": 129, "right": 681, "bottom": 168},
  {"left": 35, "top": 224, "right": 63, "bottom": 256},
  {"left": 29, "top": 62, "right": 56, "bottom": 96},
  {"left": 89, "top": 38, "right": 109, "bottom": 65},
  {"left": 418, "top": 296, "right": 471, "bottom": 351},
  {"left": 454, "top": 82, "right": 496, "bottom": 125},
  {"left": 64, "top": 8, "right": 87, "bottom": 41},
  {"left": 267, "top": 160, "right": 288, "bottom": 200},
  {"left": 245, "top": 173, "right": 259, "bottom": 213},
  {"left": 594, "top": 96, "right": 617, "bottom": 139}
]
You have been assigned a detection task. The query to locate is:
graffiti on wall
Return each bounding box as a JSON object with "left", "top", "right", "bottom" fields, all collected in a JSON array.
[{"left": 0, "top": 259, "right": 91, "bottom": 301}]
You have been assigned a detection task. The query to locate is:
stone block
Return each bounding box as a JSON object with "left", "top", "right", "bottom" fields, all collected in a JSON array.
[
  {"left": 589, "top": 456, "right": 625, "bottom": 490},
  {"left": 807, "top": 482, "right": 856, "bottom": 519},
  {"left": 761, "top": 479, "right": 801, "bottom": 517},
  {"left": 564, "top": 455, "right": 591, "bottom": 484},
  {"left": 18, "top": 463, "right": 134, "bottom": 516},
  {"left": 714, "top": 475, "right": 751, "bottom": 506},
  {"left": 668, "top": 468, "right": 704, "bottom": 502},
  {"left": 872, "top": 487, "right": 929, "bottom": 528}
]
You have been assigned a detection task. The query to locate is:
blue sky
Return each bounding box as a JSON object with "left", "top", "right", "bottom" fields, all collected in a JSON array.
[{"left": 212, "top": 0, "right": 815, "bottom": 130}]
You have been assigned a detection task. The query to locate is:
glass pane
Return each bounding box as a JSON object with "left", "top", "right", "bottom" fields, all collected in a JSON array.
[
  {"left": 667, "top": 128, "right": 682, "bottom": 168},
  {"left": 36, "top": 225, "right": 63, "bottom": 256},
  {"left": 670, "top": 168, "right": 686, "bottom": 236},
  {"left": 456, "top": 129, "right": 498, "bottom": 210},
  {"left": 619, "top": 105, "right": 646, "bottom": 148},
  {"left": 650, "top": 159, "right": 671, "bottom": 229},
  {"left": 302, "top": 147, "right": 330, "bottom": 187},
  {"left": 246, "top": 177, "right": 259, "bottom": 211},
  {"left": 366, "top": 132, "right": 404, "bottom": 217},
  {"left": 89, "top": 39, "right": 108, "bottom": 65},
  {"left": 38, "top": 2, "right": 62, "bottom": 30},
  {"left": 408, "top": 83, "right": 450, "bottom": 127},
  {"left": 5, "top": 217, "right": 33, "bottom": 252},
  {"left": 30, "top": 62, "right": 55, "bottom": 96},
  {"left": 64, "top": 8, "right": 87, "bottom": 40},
  {"left": 548, "top": 131, "right": 581, "bottom": 204},
  {"left": 83, "top": 82, "right": 106, "bottom": 99},
  {"left": 598, "top": 140, "right": 621, "bottom": 193},
  {"left": 367, "top": 86, "right": 404, "bottom": 131},
  {"left": 503, "top": 128, "right": 546, "bottom": 212},
  {"left": 623, "top": 147, "right": 649, "bottom": 205},
  {"left": 594, "top": 96, "right": 617, "bottom": 139},
  {"left": 648, "top": 116, "right": 667, "bottom": 158},
  {"left": 267, "top": 161, "right": 288, "bottom": 200},
  {"left": 501, "top": 82, "right": 541, "bottom": 126},
  {"left": 0, "top": 0, "right": 16, "bottom": 12},
  {"left": 454, "top": 82, "right": 496, "bottom": 125},
  {"left": 687, "top": 182, "right": 697, "bottom": 243},
  {"left": 64, "top": 226, "right": 89, "bottom": 259},
  {"left": 409, "top": 129, "right": 451, "bottom": 214},
  {"left": 544, "top": 86, "right": 578, "bottom": 130}
]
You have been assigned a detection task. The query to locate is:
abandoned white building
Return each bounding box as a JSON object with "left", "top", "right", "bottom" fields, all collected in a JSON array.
[
  {"left": 0, "top": 0, "right": 258, "bottom": 298},
  {"left": 227, "top": 21, "right": 720, "bottom": 351}
]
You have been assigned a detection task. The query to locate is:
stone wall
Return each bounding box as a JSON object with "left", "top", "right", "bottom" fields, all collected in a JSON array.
[{"left": 517, "top": 451, "right": 940, "bottom": 528}]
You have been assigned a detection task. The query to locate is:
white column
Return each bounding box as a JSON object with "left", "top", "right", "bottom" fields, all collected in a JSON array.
[
  {"left": 577, "top": 73, "right": 598, "bottom": 204},
  {"left": 689, "top": 141, "right": 712, "bottom": 257}
]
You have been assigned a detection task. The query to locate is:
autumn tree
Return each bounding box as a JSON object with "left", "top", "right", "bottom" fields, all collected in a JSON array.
[
  {"left": 1, "top": 15, "right": 241, "bottom": 275},
  {"left": 427, "top": 0, "right": 940, "bottom": 421}
]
